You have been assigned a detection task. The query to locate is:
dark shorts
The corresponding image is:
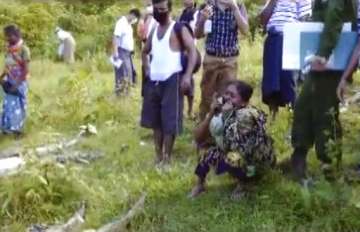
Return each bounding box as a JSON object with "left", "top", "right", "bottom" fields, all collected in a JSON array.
[
  {"left": 140, "top": 73, "right": 184, "bottom": 135},
  {"left": 262, "top": 30, "right": 295, "bottom": 107}
]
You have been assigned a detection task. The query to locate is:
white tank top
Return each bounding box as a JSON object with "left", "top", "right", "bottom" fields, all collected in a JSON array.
[{"left": 150, "top": 21, "right": 182, "bottom": 81}]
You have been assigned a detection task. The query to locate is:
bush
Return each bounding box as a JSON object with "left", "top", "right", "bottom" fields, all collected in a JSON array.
[
  {"left": 0, "top": 0, "right": 264, "bottom": 58},
  {"left": 0, "top": 162, "right": 89, "bottom": 226}
]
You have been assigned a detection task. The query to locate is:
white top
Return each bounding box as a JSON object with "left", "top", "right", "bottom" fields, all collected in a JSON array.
[
  {"left": 190, "top": 10, "right": 199, "bottom": 45},
  {"left": 56, "top": 29, "right": 73, "bottom": 41},
  {"left": 150, "top": 21, "right": 182, "bottom": 81},
  {"left": 114, "top": 16, "right": 134, "bottom": 51},
  {"left": 266, "top": 0, "right": 312, "bottom": 32},
  {"left": 189, "top": 10, "right": 199, "bottom": 32}
]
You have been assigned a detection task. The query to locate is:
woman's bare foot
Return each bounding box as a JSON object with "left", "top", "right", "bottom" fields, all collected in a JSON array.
[
  {"left": 189, "top": 183, "right": 206, "bottom": 198},
  {"left": 231, "top": 183, "right": 246, "bottom": 201}
]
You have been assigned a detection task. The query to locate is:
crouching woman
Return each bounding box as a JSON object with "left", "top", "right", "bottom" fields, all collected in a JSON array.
[
  {"left": 0, "top": 25, "right": 30, "bottom": 135},
  {"left": 190, "top": 80, "right": 276, "bottom": 199}
]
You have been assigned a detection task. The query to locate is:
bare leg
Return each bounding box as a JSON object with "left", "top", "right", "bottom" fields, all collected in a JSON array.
[
  {"left": 163, "top": 134, "right": 175, "bottom": 165},
  {"left": 187, "top": 95, "right": 194, "bottom": 119},
  {"left": 291, "top": 147, "right": 308, "bottom": 181},
  {"left": 269, "top": 104, "right": 279, "bottom": 121},
  {"left": 153, "top": 129, "right": 163, "bottom": 165}
]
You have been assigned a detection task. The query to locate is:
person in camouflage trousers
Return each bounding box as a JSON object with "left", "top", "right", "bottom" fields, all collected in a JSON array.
[{"left": 291, "top": 0, "right": 358, "bottom": 182}]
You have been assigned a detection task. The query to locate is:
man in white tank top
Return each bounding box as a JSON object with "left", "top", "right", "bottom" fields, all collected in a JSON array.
[{"left": 141, "top": 0, "right": 197, "bottom": 167}]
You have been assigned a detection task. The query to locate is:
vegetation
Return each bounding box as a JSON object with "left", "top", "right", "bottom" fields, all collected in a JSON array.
[{"left": 0, "top": 0, "right": 360, "bottom": 231}]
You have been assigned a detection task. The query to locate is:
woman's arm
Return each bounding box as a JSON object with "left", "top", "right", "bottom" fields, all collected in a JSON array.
[
  {"left": 194, "top": 113, "right": 213, "bottom": 145},
  {"left": 194, "top": 96, "right": 220, "bottom": 144},
  {"left": 341, "top": 40, "right": 360, "bottom": 82},
  {"left": 337, "top": 39, "right": 360, "bottom": 102},
  {"left": 233, "top": 3, "right": 249, "bottom": 35},
  {"left": 195, "top": 4, "right": 212, "bottom": 39},
  {"left": 259, "top": 0, "right": 277, "bottom": 27}
]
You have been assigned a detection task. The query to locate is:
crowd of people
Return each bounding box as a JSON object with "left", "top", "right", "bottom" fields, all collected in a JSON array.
[{"left": 1, "top": 0, "right": 360, "bottom": 198}]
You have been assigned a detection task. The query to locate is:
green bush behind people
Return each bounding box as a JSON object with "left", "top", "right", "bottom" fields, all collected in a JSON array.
[{"left": 0, "top": 0, "right": 263, "bottom": 58}]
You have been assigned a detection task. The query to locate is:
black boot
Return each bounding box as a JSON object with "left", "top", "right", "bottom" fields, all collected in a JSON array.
[{"left": 291, "top": 147, "right": 308, "bottom": 181}]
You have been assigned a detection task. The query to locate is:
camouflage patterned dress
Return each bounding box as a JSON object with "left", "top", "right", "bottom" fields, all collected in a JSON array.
[{"left": 195, "top": 106, "right": 275, "bottom": 180}]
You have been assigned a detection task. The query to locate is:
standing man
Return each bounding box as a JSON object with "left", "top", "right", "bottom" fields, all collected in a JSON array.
[
  {"left": 55, "top": 27, "right": 76, "bottom": 64},
  {"left": 141, "top": 0, "right": 197, "bottom": 166},
  {"left": 180, "top": 0, "right": 199, "bottom": 32},
  {"left": 195, "top": 0, "right": 249, "bottom": 121},
  {"left": 113, "top": 9, "right": 141, "bottom": 96},
  {"left": 259, "top": 0, "right": 312, "bottom": 120},
  {"left": 138, "top": 0, "right": 158, "bottom": 42},
  {"left": 179, "top": 0, "right": 199, "bottom": 118},
  {"left": 291, "top": 0, "right": 357, "bottom": 182}
]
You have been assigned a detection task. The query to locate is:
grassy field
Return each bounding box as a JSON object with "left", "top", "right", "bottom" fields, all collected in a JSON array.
[{"left": 1, "top": 20, "right": 360, "bottom": 232}]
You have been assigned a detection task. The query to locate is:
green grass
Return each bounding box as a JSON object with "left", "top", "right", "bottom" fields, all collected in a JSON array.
[{"left": 0, "top": 36, "right": 360, "bottom": 232}]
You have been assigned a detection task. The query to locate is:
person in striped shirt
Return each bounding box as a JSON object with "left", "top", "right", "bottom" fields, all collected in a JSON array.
[{"left": 259, "top": 0, "right": 312, "bottom": 120}]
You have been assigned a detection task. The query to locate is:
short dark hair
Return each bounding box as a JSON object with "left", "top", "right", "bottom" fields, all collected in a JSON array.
[
  {"left": 129, "top": 8, "right": 141, "bottom": 19},
  {"left": 4, "top": 24, "right": 21, "bottom": 38},
  {"left": 228, "top": 80, "right": 253, "bottom": 102},
  {"left": 152, "top": 0, "right": 172, "bottom": 11}
]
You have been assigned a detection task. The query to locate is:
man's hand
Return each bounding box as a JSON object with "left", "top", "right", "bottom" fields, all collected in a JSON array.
[
  {"left": 219, "top": 0, "right": 238, "bottom": 10},
  {"left": 310, "top": 56, "right": 327, "bottom": 72},
  {"left": 200, "top": 4, "right": 214, "bottom": 21},
  {"left": 113, "top": 53, "right": 119, "bottom": 60},
  {"left": 337, "top": 79, "right": 347, "bottom": 104},
  {"left": 181, "top": 74, "right": 192, "bottom": 94}
]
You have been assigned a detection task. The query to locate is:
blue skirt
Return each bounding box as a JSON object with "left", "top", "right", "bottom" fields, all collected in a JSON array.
[
  {"left": 262, "top": 31, "right": 295, "bottom": 107},
  {"left": 1, "top": 79, "right": 28, "bottom": 133}
]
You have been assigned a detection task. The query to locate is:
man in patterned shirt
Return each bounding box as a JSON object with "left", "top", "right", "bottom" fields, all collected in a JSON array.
[{"left": 195, "top": 0, "right": 249, "bottom": 122}]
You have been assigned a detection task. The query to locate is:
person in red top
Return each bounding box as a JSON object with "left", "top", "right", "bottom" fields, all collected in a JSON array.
[
  {"left": 137, "top": 0, "right": 158, "bottom": 42},
  {"left": 0, "top": 25, "right": 30, "bottom": 136}
]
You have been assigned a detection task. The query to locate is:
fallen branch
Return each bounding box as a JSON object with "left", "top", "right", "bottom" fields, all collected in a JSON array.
[
  {"left": 0, "top": 156, "right": 25, "bottom": 177},
  {"left": 0, "top": 147, "right": 22, "bottom": 159},
  {"left": 28, "top": 202, "right": 86, "bottom": 232},
  {"left": 30, "top": 124, "right": 98, "bottom": 158},
  {"left": 95, "top": 193, "right": 147, "bottom": 232},
  {"left": 34, "top": 132, "right": 84, "bottom": 157},
  {"left": 28, "top": 194, "right": 146, "bottom": 232}
]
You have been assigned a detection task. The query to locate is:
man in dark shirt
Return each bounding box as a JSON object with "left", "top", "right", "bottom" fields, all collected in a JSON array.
[
  {"left": 179, "top": 0, "right": 198, "bottom": 118},
  {"left": 291, "top": 0, "right": 358, "bottom": 182}
]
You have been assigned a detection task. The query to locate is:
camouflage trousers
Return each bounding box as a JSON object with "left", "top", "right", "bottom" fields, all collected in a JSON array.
[{"left": 291, "top": 71, "right": 342, "bottom": 164}]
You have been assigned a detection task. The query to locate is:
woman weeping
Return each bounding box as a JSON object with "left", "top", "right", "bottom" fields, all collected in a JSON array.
[
  {"left": 190, "top": 80, "right": 276, "bottom": 200},
  {"left": 0, "top": 25, "right": 30, "bottom": 136}
]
